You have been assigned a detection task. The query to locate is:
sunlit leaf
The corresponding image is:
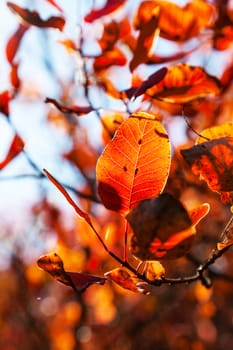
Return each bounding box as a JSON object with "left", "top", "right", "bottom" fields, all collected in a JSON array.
[
  {"left": 134, "top": 0, "right": 216, "bottom": 42},
  {"left": 37, "top": 253, "right": 106, "bottom": 292},
  {"left": 96, "top": 112, "right": 170, "bottom": 215},
  {"left": 10, "top": 62, "right": 21, "bottom": 90},
  {"left": 130, "top": 6, "right": 160, "bottom": 71},
  {"left": 45, "top": 97, "right": 94, "bottom": 116},
  {"left": 85, "top": 0, "right": 126, "bottom": 23},
  {"left": 214, "top": 25, "right": 233, "bottom": 51},
  {"left": 146, "top": 64, "right": 221, "bottom": 103},
  {"left": 0, "top": 90, "right": 10, "bottom": 117},
  {"left": 93, "top": 47, "right": 127, "bottom": 71},
  {"left": 6, "top": 23, "right": 28, "bottom": 64},
  {"left": 0, "top": 134, "right": 24, "bottom": 170},
  {"left": 105, "top": 267, "right": 150, "bottom": 294},
  {"left": 181, "top": 122, "right": 233, "bottom": 203},
  {"left": 145, "top": 261, "right": 165, "bottom": 281},
  {"left": 98, "top": 18, "right": 131, "bottom": 52},
  {"left": 127, "top": 193, "right": 209, "bottom": 260},
  {"left": 7, "top": 2, "right": 65, "bottom": 31}
]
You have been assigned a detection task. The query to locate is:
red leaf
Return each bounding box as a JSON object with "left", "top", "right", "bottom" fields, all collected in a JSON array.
[
  {"left": 67, "top": 272, "right": 106, "bottom": 292},
  {"left": 96, "top": 112, "right": 170, "bottom": 215},
  {"left": 7, "top": 2, "right": 65, "bottom": 31},
  {"left": 85, "top": 0, "right": 126, "bottom": 23},
  {"left": 6, "top": 23, "right": 29, "bottom": 64},
  {"left": 45, "top": 97, "right": 94, "bottom": 116},
  {"left": 0, "top": 134, "right": 24, "bottom": 170},
  {"left": 0, "top": 91, "right": 10, "bottom": 117}
]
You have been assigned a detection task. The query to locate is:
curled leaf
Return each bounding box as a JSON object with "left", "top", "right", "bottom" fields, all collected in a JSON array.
[
  {"left": 145, "top": 261, "right": 165, "bottom": 281},
  {"left": 96, "top": 112, "right": 170, "bottom": 215},
  {"left": 127, "top": 193, "right": 209, "bottom": 260},
  {"left": 105, "top": 267, "right": 150, "bottom": 294},
  {"left": 7, "top": 2, "right": 65, "bottom": 31},
  {"left": 37, "top": 253, "right": 106, "bottom": 292},
  {"left": 93, "top": 47, "right": 127, "bottom": 71}
]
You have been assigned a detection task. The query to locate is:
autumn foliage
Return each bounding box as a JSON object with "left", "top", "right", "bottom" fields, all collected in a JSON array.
[{"left": 1, "top": 0, "right": 233, "bottom": 349}]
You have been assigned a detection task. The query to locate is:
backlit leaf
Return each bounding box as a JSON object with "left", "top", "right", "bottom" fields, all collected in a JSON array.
[
  {"left": 7, "top": 2, "right": 65, "bottom": 31},
  {"left": 0, "top": 134, "right": 24, "bottom": 170},
  {"left": 105, "top": 267, "right": 150, "bottom": 294},
  {"left": 6, "top": 23, "right": 28, "bottom": 64},
  {"left": 146, "top": 64, "right": 221, "bottom": 103},
  {"left": 96, "top": 112, "right": 170, "bottom": 215},
  {"left": 145, "top": 261, "right": 165, "bottom": 281},
  {"left": 181, "top": 122, "right": 233, "bottom": 203},
  {"left": 37, "top": 253, "right": 106, "bottom": 292},
  {"left": 134, "top": 0, "right": 216, "bottom": 42},
  {"left": 85, "top": 0, "right": 126, "bottom": 23},
  {"left": 130, "top": 6, "right": 160, "bottom": 71},
  {"left": 127, "top": 193, "right": 209, "bottom": 260},
  {"left": 93, "top": 47, "right": 127, "bottom": 71}
]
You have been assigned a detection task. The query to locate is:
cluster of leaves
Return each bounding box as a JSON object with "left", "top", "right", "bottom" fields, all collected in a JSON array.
[{"left": 1, "top": 0, "right": 233, "bottom": 349}]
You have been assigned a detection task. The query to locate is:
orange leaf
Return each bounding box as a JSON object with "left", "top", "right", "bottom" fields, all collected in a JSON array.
[
  {"left": 96, "top": 112, "right": 170, "bottom": 215},
  {"left": 130, "top": 6, "right": 160, "bottom": 71},
  {"left": 181, "top": 122, "right": 233, "bottom": 203},
  {"left": 105, "top": 267, "right": 150, "bottom": 294},
  {"left": 93, "top": 47, "right": 127, "bottom": 71},
  {"left": 145, "top": 261, "right": 165, "bottom": 281},
  {"left": 127, "top": 193, "right": 209, "bottom": 260},
  {"left": 0, "top": 134, "right": 24, "bottom": 170},
  {"left": 85, "top": 0, "right": 126, "bottom": 23},
  {"left": 7, "top": 2, "right": 65, "bottom": 31},
  {"left": 134, "top": 0, "right": 216, "bottom": 42},
  {"left": 37, "top": 253, "right": 106, "bottom": 292},
  {"left": 146, "top": 64, "right": 221, "bottom": 103}
]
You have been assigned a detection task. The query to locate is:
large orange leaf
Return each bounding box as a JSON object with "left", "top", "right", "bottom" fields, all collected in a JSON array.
[
  {"left": 181, "top": 122, "right": 233, "bottom": 204},
  {"left": 127, "top": 193, "right": 209, "bottom": 260},
  {"left": 146, "top": 64, "right": 221, "bottom": 103},
  {"left": 134, "top": 0, "right": 216, "bottom": 42},
  {"left": 96, "top": 112, "right": 170, "bottom": 215}
]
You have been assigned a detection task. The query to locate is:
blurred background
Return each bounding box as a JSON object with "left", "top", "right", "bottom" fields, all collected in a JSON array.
[{"left": 0, "top": 0, "right": 233, "bottom": 349}]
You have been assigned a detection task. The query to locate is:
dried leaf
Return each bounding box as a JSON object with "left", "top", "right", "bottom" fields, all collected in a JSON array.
[
  {"left": 85, "top": 0, "right": 126, "bottom": 23},
  {"left": 146, "top": 64, "right": 221, "bottom": 103},
  {"left": 7, "top": 2, "right": 65, "bottom": 31},
  {"left": 6, "top": 23, "right": 29, "bottom": 64},
  {"left": 130, "top": 6, "right": 160, "bottom": 71},
  {"left": 127, "top": 193, "right": 209, "bottom": 260},
  {"left": 45, "top": 97, "right": 94, "bottom": 116},
  {"left": 37, "top": 253, "right": 106, "bottom": 292},
  {"left": 0, "top": 134, "right": 24, "bottom": 170},
  {"left": 181, "top": 122, "right": 233, "bottom": 203},
  {"left": 96, "top": 112, "right": 170, "bottom": 215},
  {"left": 105, "top": 267, "right": 150, "bottom": 294}
]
